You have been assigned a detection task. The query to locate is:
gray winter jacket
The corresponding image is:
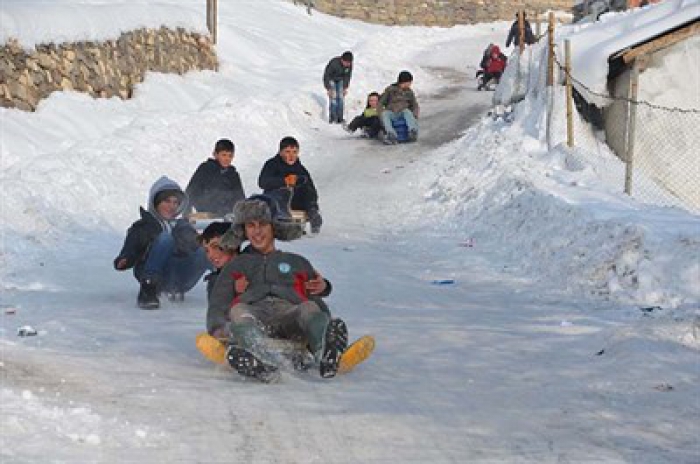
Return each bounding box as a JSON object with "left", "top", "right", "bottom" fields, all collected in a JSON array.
[
  {"left": 323, "top": 56, "right": 352, "bottom": 90},
  {"left": 207, "top": 248, "right": 330, "bottom": 333}
]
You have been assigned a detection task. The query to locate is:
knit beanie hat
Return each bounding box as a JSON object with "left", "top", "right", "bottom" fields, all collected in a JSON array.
[{"left": 398, "top": 71, "right": 413, "bottom": 83}]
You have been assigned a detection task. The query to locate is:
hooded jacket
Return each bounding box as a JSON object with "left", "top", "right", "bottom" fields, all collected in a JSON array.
[
  {"left": 207, "top": 247, "right": 331, "bottom": 334},
  {"left": 480, "top": 46, "right": 507, "bottom": 74},
  {"left": 114, "top": 176, "right": 199, "bottom": 277},
  {"left": 185, "top": 159, "right": 245, "bottom": 216}
]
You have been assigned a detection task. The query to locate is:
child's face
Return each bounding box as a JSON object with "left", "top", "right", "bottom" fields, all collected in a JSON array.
[
  {"left": 245, "top": 221, "right": 274, "bottom": 254},
  {"left": 399, "top": 81, "right": 412, "bottom": 90},
  {"left": 156, "top": 196, "right": 180, "bottom": 219},
  {"left": 279, "top": 146, "right": 299, "bottom": 165},
  {"left": 203, "top": 236, "right": 236, "bottom": 269},
  {"left": 214, "top": 150, "right": 234, "bottom": 168},
  {"left": 368, "top": 95, "right": 379, "bottom": 108}
]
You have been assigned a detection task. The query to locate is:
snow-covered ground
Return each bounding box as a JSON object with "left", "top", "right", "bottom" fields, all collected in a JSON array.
[{"left": 1, "top": 1, "right": 698, "bottom": 462}]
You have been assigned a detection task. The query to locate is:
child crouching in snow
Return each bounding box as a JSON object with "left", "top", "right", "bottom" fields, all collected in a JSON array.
[
  {"left": 343, "top": 92, "right": 382, "bottom": 138},
  {"left": 114, "top": 176, "right": 211, "bottom": 309}
]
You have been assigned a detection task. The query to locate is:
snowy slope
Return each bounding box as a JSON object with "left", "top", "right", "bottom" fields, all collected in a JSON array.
[{"left": 1, "top": 1, "right": 699, "bottom": 463}]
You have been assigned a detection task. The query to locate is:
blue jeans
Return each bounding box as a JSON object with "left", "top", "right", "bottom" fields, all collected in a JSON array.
[
  {"left": 381, "top": 109, "right": 418, "bottom": 138},
  {"left": 328, "top": 80, "right": 344, "bottom": 122},
  {"left": 141, "top": 232, "right": 210, "bottom": 293}
]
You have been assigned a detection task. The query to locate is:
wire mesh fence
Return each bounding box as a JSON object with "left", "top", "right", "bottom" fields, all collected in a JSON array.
[
  {"left": 604, "top": 99, "right": 700, "bottom": 212},
  {"left": 572, "top": 72, "right": 697, "bottom": 213},
  {"left": 552, "top": 45, "right": 700, "bottom": 214},
  {"left": 499, "top": 21, "right": 699, "bottom": 215}
]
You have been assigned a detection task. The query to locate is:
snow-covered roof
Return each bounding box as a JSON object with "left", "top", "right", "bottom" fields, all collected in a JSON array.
[{"left": 563, "top": 0, "right": 699, "bottom": 106}]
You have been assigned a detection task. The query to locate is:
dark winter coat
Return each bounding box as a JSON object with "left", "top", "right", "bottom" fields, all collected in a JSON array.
[
  {"left": 505, "top": 19, "right": 535, "bottom": 47},
  {"left": 207, "top": 247, "right": 331, "bottom": 334},
  {"left": 114, "top": 176, "right": 200, "bottom": 280},
  {"left": 258, "top": 154, "right": 319, "bottom": 210},
  {"left": 323, "top": 56, "right": 352, "bottom": 90},
  {"left": 185, "top": 159, "right": 245, "bottom": 216},
  {"left": 379, "top": 83, "right": 420, "bottom": 116}
]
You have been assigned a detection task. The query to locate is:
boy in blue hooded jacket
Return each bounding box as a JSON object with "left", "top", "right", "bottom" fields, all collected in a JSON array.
[{"left": 114, "top": 176, "right": 210, "bottom": 309}]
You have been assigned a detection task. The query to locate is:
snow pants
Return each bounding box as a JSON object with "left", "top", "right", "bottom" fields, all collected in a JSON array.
[{"left": 229, "top": 298, "right": 330, "bottom": 361}]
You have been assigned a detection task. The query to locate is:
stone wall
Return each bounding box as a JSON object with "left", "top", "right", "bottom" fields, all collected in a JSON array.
[
  {"left": 310, "top": 0, "right": 575, "bottom": 26},
  {"left": 0, "top": 27, "right": 217, "bottom": 111}
]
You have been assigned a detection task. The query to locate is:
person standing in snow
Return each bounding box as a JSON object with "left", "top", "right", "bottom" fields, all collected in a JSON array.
[
  {"left": 114, "top": 176, "right": 210, "bottom": 309},
  {"left": 323, "top": 51, "right": 353, "bottom": 123},
  {"left": 207, "top": 197, "right": 347, "bottom": 381},
  {"left": 505, "top": 12, "right": 536, "bottom": 48},
  {"left": 379, "top": 71, "right": 420, "bottom": 144},
  {"left": 185, "top": 139, "right": 245, "bottom": 217},
  {"left": 258, "top": 136, "right": 323, "bottom": 234}
]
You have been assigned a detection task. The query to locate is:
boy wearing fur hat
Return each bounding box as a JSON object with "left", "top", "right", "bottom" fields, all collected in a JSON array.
[
  {"left": 185, "top": 139, "right": 245, "bottom": 217},
  {"left": 208, "top": 197, "right": 347, "bottom": 381},
  {"left": 379, "top": 70, "right": 420, "bottom": 144},
  {"left": 258, "top": 136, "right": 323, "bottom": 234},
  {"left": 114, "top": 176, "right": 210, "bottom": 309}
]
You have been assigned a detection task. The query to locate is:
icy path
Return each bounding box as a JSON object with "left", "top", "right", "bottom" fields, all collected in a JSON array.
[{"left": 2, "top": 70, "right": 698, "bottom": 464}]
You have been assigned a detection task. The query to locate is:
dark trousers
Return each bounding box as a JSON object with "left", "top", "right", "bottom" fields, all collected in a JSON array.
[{"left": 348, "top": 115, "right": 382, "bottom": 138}]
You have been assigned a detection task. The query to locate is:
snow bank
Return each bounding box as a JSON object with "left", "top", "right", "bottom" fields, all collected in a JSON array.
[{"left": 417, "top": 26, "right": 700, "bottom": 308}]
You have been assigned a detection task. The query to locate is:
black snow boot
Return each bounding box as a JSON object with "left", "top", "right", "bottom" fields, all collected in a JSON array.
[
  {"left": 308, "top": 208, "right": 323, "bottom": 235},
  {"left": 227, "top": 345, "right": 279, "bottom": 383},
  {"left": 319, "top": 318, "right": 348, "bottom": 379},
  {"left": 137, "top": 277, "right": 160, "bottom": 310}
]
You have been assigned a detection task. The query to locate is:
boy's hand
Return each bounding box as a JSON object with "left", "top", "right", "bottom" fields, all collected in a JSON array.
[
  {"left": 115, "top": 258, "right": 128, "bottom": 270},
  {"left": 284, "top": 174, "right": 297, "bottom": 186},
  {"left": 306, "top": 273, "right": 327, "bottom": 295},
  {"left": 234, "top": 275, "right": 249, "bottom": 294}
]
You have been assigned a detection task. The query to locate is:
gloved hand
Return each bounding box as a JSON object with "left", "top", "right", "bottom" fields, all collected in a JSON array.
[{"left": 284, "top": 174, "right": 297, "bottom": 186}]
